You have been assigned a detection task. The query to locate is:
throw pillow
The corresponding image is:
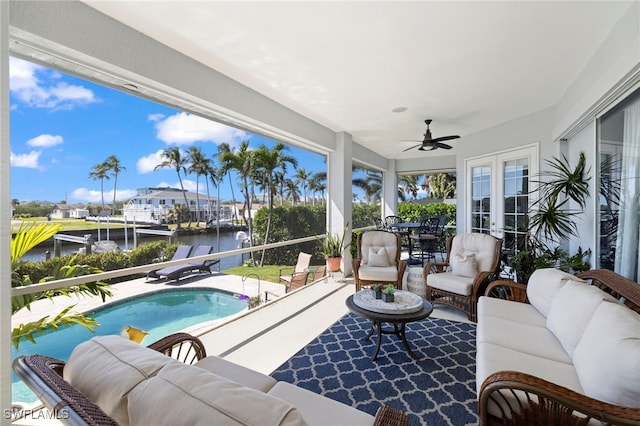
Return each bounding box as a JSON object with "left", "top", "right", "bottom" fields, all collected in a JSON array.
[
  {"left": 527, "top": 268, "right": 585, "bottom": 317},
  {"left": 368, "top": 247, "right": 390, "bottom": 267},
  {"left": 546, "top": 279, "right": 615, "bottom": 356},
  {"left": 450, "top": 252, "right": 478, "bottom": 278},
  {"left": 573, "top": 300, "right": 640, "bottom": 408}
]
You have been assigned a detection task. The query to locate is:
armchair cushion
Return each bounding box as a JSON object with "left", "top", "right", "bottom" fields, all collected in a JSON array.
[
  {"left": 449, "top": 233, "right": 498, "bottom": 272},
  {"left": 573, "top": 300, "right": 640, "bottom": 408},
  {"left": 427, "top": 272, "right": 474, "bottom": 296},
  {"left": 450, "top": 253, "right": 478, "bottom": 278},
  {"left": 527, "top": 268, "right": 584, "bottom": 317},
  {"left": 367, "top": 247, "right": 390, "bottom": 267},
  {"left": 128, "top": 361, "right": 306, "bottom": 426},
  {"left": 546, "top": 280, "right": 616, "bottom": 356},
  {"left": 360, "top": 232, "right": 398, "bottom": 264},
  {"left": 357, "top": 265, "right": 401, "bottom": 282}
]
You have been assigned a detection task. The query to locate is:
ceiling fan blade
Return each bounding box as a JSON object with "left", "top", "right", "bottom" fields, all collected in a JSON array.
[
  {"left": 431, "top": 135, "right": 460, "bottom": 143},
  {"left": 435, "top": 142, "right": 453, "bottom": 150},
  {"left": 402, "top": 143, "right": 422, "bottom": 152}
]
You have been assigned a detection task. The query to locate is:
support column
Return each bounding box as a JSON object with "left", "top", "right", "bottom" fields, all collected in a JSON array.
[
  {"left": 381, "top": 159, "right": 398, "bottom": 218},
  {"left": 327, "top": 132, "right": 353, "bottom": 275},
  {"left": 1, "top": 0, "right": 12, "bottom": 418}
]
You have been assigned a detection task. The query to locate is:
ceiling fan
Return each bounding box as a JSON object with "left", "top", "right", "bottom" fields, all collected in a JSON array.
[{"left": 402, "top": 119, "right": 460, "bottom": 151}]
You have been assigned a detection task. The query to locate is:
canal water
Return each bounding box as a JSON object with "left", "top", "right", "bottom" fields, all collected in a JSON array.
[{"left": 21, "top": 231, "right": 246, "bottom": 271}]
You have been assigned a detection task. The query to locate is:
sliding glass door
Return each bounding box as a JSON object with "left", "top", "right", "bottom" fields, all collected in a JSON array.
[{"left": 598, "top": 88, "right": 640, "bottom": 280}]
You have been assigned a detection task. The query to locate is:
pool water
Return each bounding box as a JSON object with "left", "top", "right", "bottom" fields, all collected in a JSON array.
[{"left": 12, "top": 288, "right": 247, "bottom": 403}]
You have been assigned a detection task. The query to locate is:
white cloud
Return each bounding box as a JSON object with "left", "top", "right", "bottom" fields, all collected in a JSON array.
[
  {"left": 9, "top": 57, "right": 97, "bottom": 110},
  {"left": 152, "top": 111, "right": 247, "bottom": 145},
  {"left": 70, "top": 188, "right": 138, "bottom": 203},
  {"left": 137, "top": 150, "right": 166, "bottom": 174},
  {"left": 27, "top": 134, "right": 63, "bottom": 148},
  {"left": 10, "top": 150, "right": 41, "bottom": 168},
  {"left": 181, "top": 179, "right": 198, "bottom": 192}
]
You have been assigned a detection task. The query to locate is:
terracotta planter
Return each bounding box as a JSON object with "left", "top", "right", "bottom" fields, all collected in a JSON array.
[{"left": 326, "top": 257, "right": 342, "bottom": 272}]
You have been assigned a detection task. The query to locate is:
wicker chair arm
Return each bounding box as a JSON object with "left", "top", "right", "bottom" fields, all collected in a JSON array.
[
  {"left": 479, "top": 370, "right": 640, "bottom": 426},
  {"left": 373, "top": 405, "right": 410, "bottom": 426},
  {"left": 470, "top": 270, "right": 496, "bottom": 299},
  {"left": 422, "top": 261, "right": 449, "bottom": 275},
  {"left": 146, "top": 332, "right": 207, "bottom": 364},
  {"left": 484, "top": 280, "right": 529, "bottom": 303},
  {"left": 577, "top": 269, "right": 640, "bottom": 314}
]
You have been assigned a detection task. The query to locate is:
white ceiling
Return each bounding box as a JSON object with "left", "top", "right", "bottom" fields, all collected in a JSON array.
[{"left": 83, "top": 1, "right": 632, "bottom": 160}]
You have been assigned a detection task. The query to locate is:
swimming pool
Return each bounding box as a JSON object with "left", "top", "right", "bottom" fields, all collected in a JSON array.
[{"left": 12, "top": 287, "right": 247, "bottom": 404}]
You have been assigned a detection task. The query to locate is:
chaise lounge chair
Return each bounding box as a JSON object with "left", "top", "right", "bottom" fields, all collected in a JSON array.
[
  {"left": 153, "top": 245, "right": 218, "bottom": 282},
  {"left": 145, "top": 245, "right": 193, "bottom": 280}
]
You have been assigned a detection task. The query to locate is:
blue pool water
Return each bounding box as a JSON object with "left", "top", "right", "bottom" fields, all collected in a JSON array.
[{"left": 12, "top": 288, "right": 247, "bottom": 403}]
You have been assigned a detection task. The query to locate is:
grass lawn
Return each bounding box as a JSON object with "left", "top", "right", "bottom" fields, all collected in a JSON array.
[
  {"left": 11, "top": 217, "right": 126, "bottom": 233},
  {"left": 223, "top": 265, "right": 287, "bottom": 284}
]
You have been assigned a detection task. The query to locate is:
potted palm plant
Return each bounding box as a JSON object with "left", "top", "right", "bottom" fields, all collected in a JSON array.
[{"left": 320, "top": 224, "right": 350, "bottom": 272}]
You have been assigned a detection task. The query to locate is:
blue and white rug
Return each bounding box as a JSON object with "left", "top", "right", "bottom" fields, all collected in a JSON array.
[{"left": 271, "top": 313, "right": 478, "bottom": 426}]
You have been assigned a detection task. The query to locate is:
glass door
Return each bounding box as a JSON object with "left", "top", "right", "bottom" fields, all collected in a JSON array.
[{"left": 466, "top": 145, "right": 538, "bottom": 248}]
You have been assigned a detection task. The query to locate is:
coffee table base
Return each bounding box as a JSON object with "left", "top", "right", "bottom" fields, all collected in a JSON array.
[{"left": 363, "top": 321, "right": 419, "bottom": 361}]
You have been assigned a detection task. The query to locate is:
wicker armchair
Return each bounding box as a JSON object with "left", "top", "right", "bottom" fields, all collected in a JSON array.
[
  {"left": 352, "top": 230, "right": 407, "bottom": 292},
  {"left": 423, "top": 233, "right": 502, "bottom": 321},
  {"left": 478, "top": 272, "right": 640, "bottom": 426}
]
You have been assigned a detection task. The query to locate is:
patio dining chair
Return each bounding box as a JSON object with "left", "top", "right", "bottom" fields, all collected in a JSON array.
[{"left": 279, "top": 252, "right": 312, "bottom": 285}]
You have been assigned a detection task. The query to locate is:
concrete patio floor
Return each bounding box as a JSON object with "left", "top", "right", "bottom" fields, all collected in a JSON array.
[{"left": 11, "top": 269, "right": 467, "bottom": 424}]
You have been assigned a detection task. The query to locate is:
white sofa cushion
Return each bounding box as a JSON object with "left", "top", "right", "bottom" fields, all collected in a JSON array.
[
  {"left": 477, "top": 314, "right": 572, "bottom": 364},
  {"left": 477, "top": 296, "right": 547, "bottom": 328},
  {"left": 195, "top": 356, "right": 277, "bottom": 393},
  {"left": 526, "top": 268, "right": 586, "bottom": 317},
  {"left": 573, "top": 300, "right": 640, "bottom": 408},
  {"left": 129, "top": 362, "right": 307, "bottom": 426},
  {"left": 450, "top": 253, "right": 478, "bottom": 278},
  {"left": 546, "top": 280, "right": 615, "bottom": 356},
  {"left": 476, "top": 341, "right": 584, "bottom": 395},
  {"left": 63, "top": 335, "right": 174, "bottom": 426},
  {"left": 267, "top": 381, "right": 374, "bottom": 426}
]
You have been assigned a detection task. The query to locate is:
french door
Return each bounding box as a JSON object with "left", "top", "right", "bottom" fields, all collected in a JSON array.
[{"left": 465, "top": 145, "right": 538, "bottom": 252}]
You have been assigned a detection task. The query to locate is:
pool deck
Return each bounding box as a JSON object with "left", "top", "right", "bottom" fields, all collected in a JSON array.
[{"left": 11, "top": 269, "right": 466, "bottom": 424}]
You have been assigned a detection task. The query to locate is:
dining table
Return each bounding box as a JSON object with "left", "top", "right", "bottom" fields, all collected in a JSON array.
[{"left": 387, "top": 222, "right": 423, "bottom": 264}]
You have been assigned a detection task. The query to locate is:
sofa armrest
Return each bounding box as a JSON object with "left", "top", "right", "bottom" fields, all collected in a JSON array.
[
  {"left": 13, "top": 355, "right": 117, "bottom": 426},
  {"left": 484, "top": 280, "right": 529, "bottom": 303},
  {"left": 373, "top": 405, "right": 410, "bottom": 426},
  {"left": 479, "top": 370, "right": 640, "bottom": 426},
  {"left": 146, "top": 332, "right": 207, "bottom": 365}
]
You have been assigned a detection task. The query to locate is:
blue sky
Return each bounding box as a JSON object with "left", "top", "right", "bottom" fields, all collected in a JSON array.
[{"left": 9, "top": 57, "right": 329, "bottom": 204}]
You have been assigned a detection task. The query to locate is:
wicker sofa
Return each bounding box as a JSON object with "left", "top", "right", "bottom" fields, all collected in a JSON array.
[
  {"left": 13, "top": 333, "right": 408, "bottom": 426},
  {"left": 476, "top": 268, "right": 640, "bottom": 425}
]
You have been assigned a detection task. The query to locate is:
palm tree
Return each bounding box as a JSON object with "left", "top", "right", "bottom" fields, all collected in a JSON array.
[
  {"left": 308, "top": 172, "right": 327, "bottom": 204},
  {"left": 253, "top": 143, "right": 298, "bottom": 265},
  {"left": 399, "top": 174, "right": 420, "bottom": 200},
  {"left": 295, "top": 168, "right": 310, "bottom": 205},
  {"left": 218, "top": 143, "right": 238, "bottom": 222},
  {"left": 208, "top": 163, "right": 224, "bottom": 257},
  {"left": 353, "top": 168, "right": 383, "bottom": 203},
  {"left": 89, "top": 162, "right": 110, "bottom": 213},
  {"left": 219, "top": 141, "right": 257, "bottom": 261},
  {"left": 187, "top": 147, "right": 208, "bottom": 226},
  {"left": 427, "top": 173, "right": 456, "bottom": 199},
  {"left": 154, "top": 147, "right": 191, "bottom": 227},
  {"left": 284, "top": 178, "right": 301, "bottom": 204},
  {"left": 105, "top": 155, "right": 125, "bottom": 216}
]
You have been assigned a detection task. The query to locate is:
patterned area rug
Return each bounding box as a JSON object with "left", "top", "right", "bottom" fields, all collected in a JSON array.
[{"left": 271, "top": 313, "right": 478, "bottom": 426}]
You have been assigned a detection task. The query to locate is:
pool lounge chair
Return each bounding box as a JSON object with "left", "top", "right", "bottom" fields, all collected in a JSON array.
[
  {"left": 154, "top": 245, "right": 218, "bottom": 282},
  {"left": 146, "top": 245, "right": 193, "bottom": 280}
]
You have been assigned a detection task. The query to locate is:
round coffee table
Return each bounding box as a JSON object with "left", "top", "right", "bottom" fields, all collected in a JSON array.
[{"left": 345, "top": 292, "right": 433, "bottom": 361}]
